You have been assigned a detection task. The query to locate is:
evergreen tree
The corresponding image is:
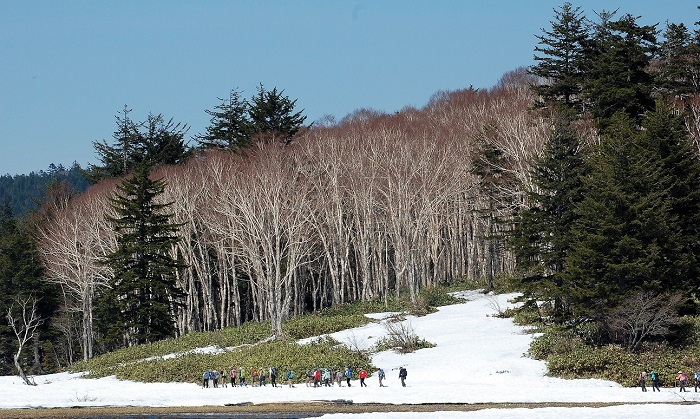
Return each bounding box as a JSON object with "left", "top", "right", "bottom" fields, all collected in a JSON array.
[
  {"left": 472, "top": 123, "right": 518, "bottom": 290},
  {"left": 564, "top": 106, "right": 700, "bottom": 320},
  {"left": 0, "top": 203, "right": 60, "bottom": 374},
  {"left": 247, "top": 84, "right": 307, "bottom": 145},
  {"left": 657, "top": 21, "right": 700, "bottom": 98},
  {"left": 510, "top": 111, "right": 589, "bottom": 322},
  {"left": 530, "top": 2, "right": 588, "bottom": 111},
  {"left": 86, "top": 107, "right": 191, "bottom": 183},
  {"left": 582, "top": 13, "right": 658, "bottom": 131},
  {"left": 195, "top": 89, "right": 252, "bottom": 151},
  {"left": 97, "top": 164, "right": 185, "bottom": 349}
]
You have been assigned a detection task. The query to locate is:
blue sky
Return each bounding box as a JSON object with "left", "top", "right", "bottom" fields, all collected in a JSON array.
[{"left": 1, "top": 1, "right": 697, "bottom": 176}]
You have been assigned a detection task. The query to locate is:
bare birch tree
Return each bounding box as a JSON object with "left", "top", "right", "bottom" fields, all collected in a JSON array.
[{"left": 6, "top": 296, "right": 43, "bottom": 385}]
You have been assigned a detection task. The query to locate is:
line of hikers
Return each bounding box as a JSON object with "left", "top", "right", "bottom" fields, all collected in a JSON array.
[
  {"left": 637, "top": 369, "right": 700, "bottom": 392},
  {"left": 202, "top": 366, "right": 406, "bottom": 388}
]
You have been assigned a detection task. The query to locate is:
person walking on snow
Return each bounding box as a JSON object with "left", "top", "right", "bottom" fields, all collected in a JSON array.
[
  {"left": 650, "top": 370, "right": 660, "bottom": 392},
  {"left": 345, "top": 367, "right": 353, "bottom": 387},
  {"left": 638, "top": 370, "right": 647, "bottom": 392},
  {"left": 229, "top": 367, "right": 237, "bottom": 387},
  {"left": 695, "top": 370, "right": 700, "bottom": 392},
  {"left": 336, "top": 370, "right": 343, "bottom": 386},
  {"left": 202, "top": 370, "right": 210, "bottom": 388},
  {"left": 399, "top": 366, "right": 408, "bottom": 387},
  {"left": 359, "top": 368, "right": 368, "bottom": 387},
  {"left": 378, "top": 368, "right": 386, "bottom": 387},
  {"left": 677, "top": 371, "right": 689, "bottom": 392}
]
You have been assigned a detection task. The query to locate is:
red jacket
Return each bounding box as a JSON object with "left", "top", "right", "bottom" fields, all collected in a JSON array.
[{"left": 359, "top": 369, "right": 367, "bottom": 379}]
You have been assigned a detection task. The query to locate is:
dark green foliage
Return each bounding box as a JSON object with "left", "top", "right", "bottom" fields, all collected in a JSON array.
[
  {"left": 582, "top": 12, "right": 658, "bottom": 131},
  {"left": 197, "top": 84, "right": 307, "bottom": 151},
  {"left": 247, "top": 84, "right": 307, "bottom": 145},
  {"left": 530, "top": 2, "right": 587, "bottom": 111},
  {"left": 0, "top": 163, "right": 88, "bottom": 218},
  {"left": 85, "top": 107, "right": 191, "bottom": 183},
  {"left": 564, "top": 106, "right": 700, "bottom": 319},
  {"left": 0, "top": 204, "right": 60, "bottom": 375},
  {"left": 510, "top": 112, "right": 589, "bottom": 322},
  {"left": 97, "top": 164, "right": 185, "bottom": 350},
  {"left": 657, "top": 21, "right": 700, "bottom": 97},
  {"left": 195, "top": 89, "right": 252, "bottom": 152}
]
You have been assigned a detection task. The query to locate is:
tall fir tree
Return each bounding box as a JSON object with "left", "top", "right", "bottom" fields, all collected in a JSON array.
[
  {"left": 195, "top": 89, "right": 252, "bottom": 152},
  {"left": 247, "top": 84, "right": 307, "bottom": 145},
  {"left": 530, "top": 2, "right": 588, "bottom": 112},
  {"left": 86, "top": 107, "right": 190, "bottom": 183},
  {"left": 510, "top": 111, "right": 589, "bottom": 322},
  {"left": 565, "top": 106, "right": 700, "bottom": 320},
  {"left": 582, "top": 13, "right": 658, "bottom": 131},
  {"left": 97, "top": 164, "right": 185, "bottom": 349}
]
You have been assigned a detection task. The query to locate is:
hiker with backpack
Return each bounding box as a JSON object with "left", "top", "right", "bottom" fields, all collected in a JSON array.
[
  {"left": 229, "top": 367, "right": 237, "bottom": 387},
  {"left": 695, "top": 370, "right": 700, "bottom": 392},
  {"left": 638, "top": 370, "right": 647, "bottom": 392},
  {"left": 270, "top": 367, "right": 278, "bottom": 387},
  {"left": 285, "top": 369, "right": 295, "bottom": 387},
  {"left": 238, "top": 367, "right": 247, "bottom": 387},
  {"left": 335, "top": 369, "right": 343, "bottom": 386},
  {"left": 202, "top": 370, "right": 210, "bottom": 388},
  {"left": 677, "top": 370, "right": 689, "bottom": 392},
  {"left": 650, "top": 370, "right": 660, "bottom": 391},
  {"left": 378, "top": 368, "right": 386, "bottom": 387},
  {"left": 359, "top": 368, "right": 368, "bottom": 387},
  {"left": 399, "top": 366, "right": 408, "bottom": 387},
  {"left": 345, "top": 367, "right": 353, "bottom": 387}
]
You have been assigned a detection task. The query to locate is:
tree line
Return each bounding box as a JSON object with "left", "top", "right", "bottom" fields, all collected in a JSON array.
[{"left": 4, "top": 3, "right": 700, "bottom": 376}]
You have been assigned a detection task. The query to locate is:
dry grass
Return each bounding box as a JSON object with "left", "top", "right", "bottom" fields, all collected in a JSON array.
[{"left": 2, "top": 401, "right": 699, "bottom": 418}]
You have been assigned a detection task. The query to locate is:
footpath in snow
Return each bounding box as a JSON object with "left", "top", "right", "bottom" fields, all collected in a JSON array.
[{"left": 1, "top": 291, "right": 700, "bottom": 418}]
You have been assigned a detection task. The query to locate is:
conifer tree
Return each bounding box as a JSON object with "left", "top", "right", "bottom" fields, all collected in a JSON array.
[
  {"left": 565, "top": 106, "right": 700, "bottom": 319},
  {"left": 195, "top": 89, "right": 252, "bottom": 152},
  {"left": 86, "top": 108, "right": 190, "bottom": 183},
  {"left": 582, "top": 13, "right": 658, "bottom": 131},
  {"left": 510, "top": 111, "right": 589, "bottom": 322},
  {"left": 97, "top": 164, "right": 184, "bottom": 349},
  {"left": 247, "top": 84, "right": 307, "bottom": 145},
  {"left": 530, "top": 2, "right": 588, "bottom": 111}
]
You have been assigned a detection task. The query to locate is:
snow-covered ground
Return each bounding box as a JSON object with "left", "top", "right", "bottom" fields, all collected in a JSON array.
[{"left": 2, "top": 291, "right": 700, "bottom": 417}]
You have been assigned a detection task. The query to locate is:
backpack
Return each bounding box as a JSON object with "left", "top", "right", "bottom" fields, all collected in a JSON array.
[
  {"left": 379, "top": 369, "right": 385, "bottom": 379},
  {"left": 204, "top": 371, "right": 210, "bottom": 379},
  {"left": 285, "top": 371, "right": 292, "bottom": 380},
  {"left": 651, "top": 371, "right": 657, "bottom": 380}
]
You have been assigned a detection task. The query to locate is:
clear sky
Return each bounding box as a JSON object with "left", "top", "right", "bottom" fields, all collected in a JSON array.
[{"left": 1, "top": 1, "right": 697, "bottom": 176}]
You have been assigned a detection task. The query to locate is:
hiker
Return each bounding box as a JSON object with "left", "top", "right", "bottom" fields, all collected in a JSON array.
[
  {"left": 677, "top": 370, "right": 689, "bottom": 392},
  {"left": 270, "top": 367, "right": 278, "bottom": 387},
  {"left": 638, "top": 370, "right": 647, "bottom": 392},
  {"left": 650, "top": 370, "right": 660, "bottom": 392},
  {"left": 202, "top": 370, "right": 210, "bottom": 388},
  {"left": 314, "top": 368, "right": 321, "bottom": 387},
  {"left": 230, "top": 367, "right": 237, "bottom": 387},
  {"left": 345, "top": 367, "right": 353, "bottom": 387},
  {"left": 695, "top": 370, "right": 700, "bottom": 392},
  {"left": 239, "top": 367, "right": 247, "bottom": 387},
  {"left": 220, "top": 369, "right": 228, "bottom": 388},
  {"left": 359, "top": 368, "right": 368, "bottom": 387},
  {"left": 335, "top": 369, "right": 343, "bottom": 387},
  {"left": 399, "top": 366, "right": 408, "bottom": 387},
  {"left": 212, "top": 369, "right": 219, "bottom": 388},
  {"left": 322, "top": 368, "right": 331, "bottom": 387},
  {"left": 286, "top": 369, "right": 295, "bottom": 388},
  {"left": 305, "top": 370, "right": 312, "bottom": 387},
  {"left": 251, "top": 367, "right": 259, "bottom": 387},
  {"left": 259, "top": 367, "right": 267, "bottom": 386},
  {"left": 378, "top": 368, "right": 386, "bottom": 387}
]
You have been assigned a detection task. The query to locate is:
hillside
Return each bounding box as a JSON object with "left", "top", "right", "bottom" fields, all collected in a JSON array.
[{"left": 2, "top": 292, "right": 699, "bottom": 418}]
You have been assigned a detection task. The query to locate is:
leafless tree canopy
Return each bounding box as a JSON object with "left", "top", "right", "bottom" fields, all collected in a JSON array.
[
  {"left": 6, "top": 296, "right": 44, "bottom": 385},
  {"left": 38, "top": 73, "right": 566, "bottom": 354}
]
